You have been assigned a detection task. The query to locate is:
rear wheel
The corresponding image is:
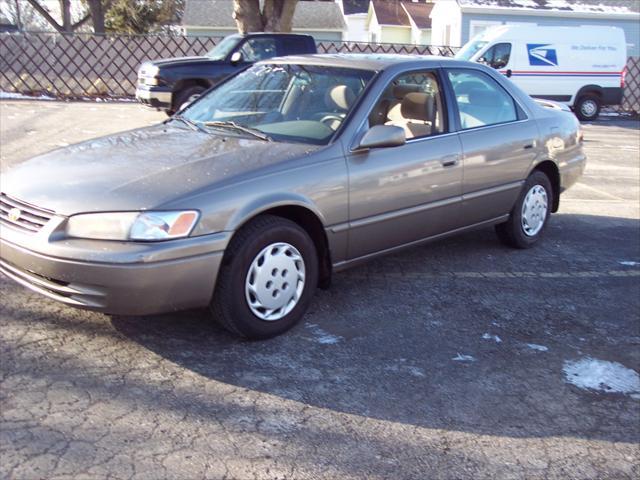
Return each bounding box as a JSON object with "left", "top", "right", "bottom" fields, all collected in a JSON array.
[
  {"left": 210, "top": 215, "right": 318, "bottom": 339},
  {"left": 574, "top": 94, "right": 601, "bottom": 121},
  {"left": 495, "top": 171, "right": 552, "bottom": 249}
]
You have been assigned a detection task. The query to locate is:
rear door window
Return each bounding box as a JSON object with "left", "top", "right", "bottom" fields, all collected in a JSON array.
[{"left": 447, "top": 69, "right": 518, "bottom": 130}]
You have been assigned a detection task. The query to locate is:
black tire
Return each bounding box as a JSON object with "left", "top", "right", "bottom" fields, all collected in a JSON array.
[
  {"left": 495, "top": 171, "right": 553, "bottom": 249},
  {"left": 172, "top": 85, "right": 206, "bottom": 115},
  {"left": 210, "top": 215, "right": 318, "bottom": 339},
  {"left": 574, "top": 93, "right": 601, "bottom": 121}
]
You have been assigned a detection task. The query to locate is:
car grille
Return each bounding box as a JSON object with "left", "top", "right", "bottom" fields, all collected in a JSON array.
[{"left": 0, "top": 193, "right": 54, "bottom": 234}]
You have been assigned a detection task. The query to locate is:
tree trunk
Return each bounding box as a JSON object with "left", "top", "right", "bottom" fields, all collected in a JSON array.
[
  {"left": 59, "top": 0, "right": 71, "bottom": 31},
  {"left": 86, "top": 0, "right": 106, "bottom": 34},
  {"left": 13, "top": 0, "right": 22, "bottom": 30},
  {"left": 262, "top": 0, "right": 297, "bottom": 33},
  {"left": 233, "top": 0, "right": 262, "bottom": 34},
  {"left": 233, "top": 0, "right": 298, "bottom": 33}
]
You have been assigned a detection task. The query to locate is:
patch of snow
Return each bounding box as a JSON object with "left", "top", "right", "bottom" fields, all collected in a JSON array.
[
  {"left": 0, "top": 91, "right": 137, "bottom": 103},
  {"left": 407, "top": 366, "right": 426, "bottom": 377},
  {"left": 526, "top": 343, "right": 549, "bottom": 352},
  {"left": 386, "top": 362, "right": 426, "bottom": 377},
  {"left": 482, "top": 333, "right": 502, "bottom": 343},
  {"left": 465, "top": 0, "right": 635, "bottom": 14},
  {"left": 1, "top": 91, "right": 55, "bottom": 101},
  {"left": 619, "top": 261, "right": 639, "bottom": 266},
  {"left": 305, "top": 324, "right": 342, "bottom": 345},
  {"left": 563, "top": 357, "right": 640, "bottom": 397},
  {"left": 452, "top": 353, "right": 476, "bottom": 362}
]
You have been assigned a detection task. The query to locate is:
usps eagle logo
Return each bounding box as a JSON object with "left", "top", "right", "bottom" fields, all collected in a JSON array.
[{"left": 527, "top": 44, "right": 558, "bottom": 66}]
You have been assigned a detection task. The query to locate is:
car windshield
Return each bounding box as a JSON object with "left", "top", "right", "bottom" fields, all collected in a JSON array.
[
  {"left": 455, "top": 40, "right": 488, "bottom": 61},
  {"left": 206, "top": 35, "right": 242, "bottom": 61},
  {"left": 183, "top": 63, "right": 375, "bottom": 145}
]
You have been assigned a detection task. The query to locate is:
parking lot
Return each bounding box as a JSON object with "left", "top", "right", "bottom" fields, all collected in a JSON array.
[{"left": 1, "top": 100, "right": 639, "bottom": 479}]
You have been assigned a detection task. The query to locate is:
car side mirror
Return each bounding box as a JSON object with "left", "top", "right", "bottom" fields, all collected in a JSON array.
[
  {"left": 505, "top": 69, "right": 513, "bottom": 78},
  {"left": 230, "top": 51, "right": 243, "bottom": 65},
  {"left": 355, "top": 125, "right": 406, "bottom": 150}
]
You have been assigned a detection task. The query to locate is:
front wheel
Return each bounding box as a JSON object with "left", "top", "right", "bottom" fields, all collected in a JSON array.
[
  {"left": 168, "top": 85, "right": 206, "bottom": 116},
  {"left": 574, "top": 94, "right": 601, "bottom": 121},
  {"left": 495, "top": 171, "right": 553, "bottom": 249},
  {"left": 210, "top": 215, "right": 318, "bottom": 339}
]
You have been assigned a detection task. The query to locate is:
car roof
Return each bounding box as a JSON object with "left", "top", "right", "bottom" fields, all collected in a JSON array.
[{"left": 266, "top": 53, "right": 462, "bottom": 71}]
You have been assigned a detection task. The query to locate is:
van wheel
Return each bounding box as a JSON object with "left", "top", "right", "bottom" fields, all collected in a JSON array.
[
  {"left": 210, "top": 215, "right": 318, "bottom": 339},
  {"left": 495, "top": 171, "right": 552, "bottom": 249},
  {"left": 574, "top": 94, "right": 601, "bottom": 121}
]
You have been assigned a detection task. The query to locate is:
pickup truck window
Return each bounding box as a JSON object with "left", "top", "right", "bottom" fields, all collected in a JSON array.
[
  {"left": 183, "top": 63, "right": 374, "bottom": 145},
  {"left": 240, "top": 38, "right": 278, "bottom": 62},
  {"left": 207, "top": 35, "right": 242, "bottom": 61}
]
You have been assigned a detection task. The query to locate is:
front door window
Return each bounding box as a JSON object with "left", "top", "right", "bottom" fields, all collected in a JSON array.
[{"left": 368, "top": 70, "right": 446, "bottom": 140}]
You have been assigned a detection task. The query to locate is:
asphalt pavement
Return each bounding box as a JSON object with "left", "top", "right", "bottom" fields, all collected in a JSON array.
[{"left": 0, "top": 100, "right": 639, "bottom": 479}]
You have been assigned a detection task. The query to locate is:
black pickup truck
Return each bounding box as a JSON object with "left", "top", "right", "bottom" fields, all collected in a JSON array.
[{"left": 135, "top": 32, "right": 317, "bottom": 115}]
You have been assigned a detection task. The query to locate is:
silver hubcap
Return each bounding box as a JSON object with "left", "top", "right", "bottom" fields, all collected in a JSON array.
[
  {"left": 521, "top": 185, "right": 548, "bottom": 237},
  {"left": 245, "top": 242, "right": 305, "bottom": 321},
  {"left": 581, "top": 99, "right": 597, "bottom": 117}
]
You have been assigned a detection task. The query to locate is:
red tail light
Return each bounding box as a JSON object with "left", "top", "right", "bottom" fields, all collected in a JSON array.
[{"left": 621, "top": 67, "right": 627, "bottom": 89}]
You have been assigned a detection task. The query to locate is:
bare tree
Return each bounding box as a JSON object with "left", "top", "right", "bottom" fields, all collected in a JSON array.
[
  {"left": 233, "top": 0, "right": 298, "bottom": 34},
  {"left": 23, "top": 0, "right": 104, "bottom": 33}
]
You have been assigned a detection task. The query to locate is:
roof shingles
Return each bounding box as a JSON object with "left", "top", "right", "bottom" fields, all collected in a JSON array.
[
  {"left": 371, "top": 0, "right": 410, "bottom": 26},
  {"left": 457, "top": 0, "right": 639, "bottom": 13},
  {"left": 402, "top": 2, "right": 434, "bottom": 29}
]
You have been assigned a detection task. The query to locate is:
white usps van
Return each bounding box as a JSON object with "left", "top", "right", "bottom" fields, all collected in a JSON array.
[{"left": 456, "top": 25, "right": 627, "bottom": 121}]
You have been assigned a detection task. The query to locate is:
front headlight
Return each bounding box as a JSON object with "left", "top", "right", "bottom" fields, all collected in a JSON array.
[
  {"left": 66, "top": 211, "right": 199, "bottom": 241},
  {"left": 139, "top": 63, "right": 159, "bottom": 77},
  {"left": 138, "top": 63, "right": 160, "bottom": 85}
]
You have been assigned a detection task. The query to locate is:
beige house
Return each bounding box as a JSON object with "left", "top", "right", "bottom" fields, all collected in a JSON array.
[
  {"left": 182, "top": 0, "right": 346, "bottom": 41},
  {"left": 366, "top": 0, "right": 434, "bottom": 45}
]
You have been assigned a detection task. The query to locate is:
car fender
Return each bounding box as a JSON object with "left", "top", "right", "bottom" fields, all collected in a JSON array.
[{"left": 225, "top": 192, "right": 327, "bottom": 233}]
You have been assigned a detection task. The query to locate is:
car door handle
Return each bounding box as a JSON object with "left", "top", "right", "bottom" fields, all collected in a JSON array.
[
  {"left": 441, "top": 155, "right": 459, "bottom": 167},
  {"left": 523, "top": 143, "right": 534, "bottom": 150}
]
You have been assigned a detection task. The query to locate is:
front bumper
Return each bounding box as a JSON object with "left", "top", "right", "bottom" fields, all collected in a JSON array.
[
  {"left": 135, "top": 85, "right": 173, "bottom": 110},
  {"left": 0, "top": 221, "right": 230, "bottom": 316}
]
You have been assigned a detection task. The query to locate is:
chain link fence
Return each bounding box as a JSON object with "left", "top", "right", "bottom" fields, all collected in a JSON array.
[{"left": 0, "top": 32, "right": 638, "bottom": 114}]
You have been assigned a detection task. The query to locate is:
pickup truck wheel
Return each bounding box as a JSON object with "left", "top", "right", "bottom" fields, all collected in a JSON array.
[
  {"left": 574, "top": 94, "right": 601, "bottom": 121},
  {"left": 210, "top": 215, "right": 318, "bottom": 339},
  {"left": 495, "top": 171, "right": 552, "bottom": 249},
  {"left": 173, "top": 85, "right": 206, "bottom": 114}
]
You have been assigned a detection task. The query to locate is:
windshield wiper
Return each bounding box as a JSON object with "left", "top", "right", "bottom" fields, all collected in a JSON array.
[
  {"left": 166, "top": 115, "right": 209, "bottom": 134},
  {"left": 204, "top": 120, "right": 271, "bottom": 142}
]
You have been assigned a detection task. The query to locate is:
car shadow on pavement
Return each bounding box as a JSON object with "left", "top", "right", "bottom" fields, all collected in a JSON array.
[{"left": 109, "top": 213, "right": 640, "bottom": 443}]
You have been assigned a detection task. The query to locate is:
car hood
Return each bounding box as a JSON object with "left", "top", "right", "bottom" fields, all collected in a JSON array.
[
  {"left": 2, "top": 124, "right": 320, "bottom": 216},
  {"left": 151, "top": 56, "right": 219, "bottom": 68}
]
